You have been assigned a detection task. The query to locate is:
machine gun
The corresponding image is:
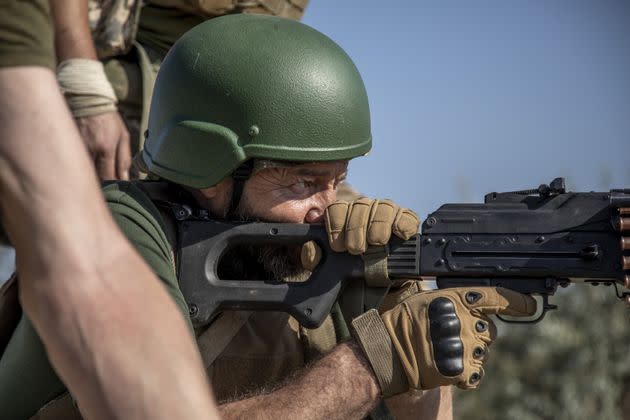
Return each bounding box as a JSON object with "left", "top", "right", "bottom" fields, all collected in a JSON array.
[{"left": 176, "top": 178, "right": 630, "bottom": 328}]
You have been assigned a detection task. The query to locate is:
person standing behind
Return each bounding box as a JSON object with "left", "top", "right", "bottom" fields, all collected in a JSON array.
[{"left": 50, "top": 0, "right": 309, "bottom": 180}]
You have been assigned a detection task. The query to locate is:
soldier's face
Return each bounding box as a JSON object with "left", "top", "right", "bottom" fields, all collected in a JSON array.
[
  {"left": 238, "top": 161, "right": 348, "bottom": 224},
  {"left": 193, "top": 160, "right": 348, "bottom": 281}
]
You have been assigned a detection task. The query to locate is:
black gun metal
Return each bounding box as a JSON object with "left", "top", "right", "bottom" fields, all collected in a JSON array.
[{"left": 177, "top": 178, "right": 630, "bottom": 328}]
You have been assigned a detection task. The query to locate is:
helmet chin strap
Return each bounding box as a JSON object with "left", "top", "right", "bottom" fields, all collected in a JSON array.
[{"left": 227, "top": 161, "right": 254, "bottom": 219}]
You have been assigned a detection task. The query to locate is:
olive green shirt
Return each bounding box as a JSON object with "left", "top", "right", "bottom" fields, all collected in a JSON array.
[
  {"left": 0, "top": 0, "right": 55, "bottom": 69},
  {"left": 0, "top": 182, "right": 189, "bottom": 419}
]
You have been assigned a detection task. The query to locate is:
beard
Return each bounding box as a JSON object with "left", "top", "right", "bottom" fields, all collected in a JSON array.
[
  {"left": 254, "top": 244, "right": 310, "bottom": 283},
  {"left": 217, "top": 208, "right": 310, "bottom": 283}
]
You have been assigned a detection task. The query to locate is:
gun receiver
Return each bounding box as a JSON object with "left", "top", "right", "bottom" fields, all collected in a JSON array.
[
  {"left": 176, "top": 177, "right": 630, "bottom": 328},
  {"left": 389, "top": 177, "right": 630, "bottom": 322}
]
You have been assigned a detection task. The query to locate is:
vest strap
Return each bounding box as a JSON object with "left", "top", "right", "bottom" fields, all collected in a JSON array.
[
  {"left": 134, "top": 41, "right": 159, "bottom": 153},
  {"left": 196, "top": 311, "right": 253, "bottom": 369}
]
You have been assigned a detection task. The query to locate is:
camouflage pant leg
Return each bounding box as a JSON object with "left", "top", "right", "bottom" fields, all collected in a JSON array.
[{"left": 103, "top": 46, "right": 163, "bottom": 178}]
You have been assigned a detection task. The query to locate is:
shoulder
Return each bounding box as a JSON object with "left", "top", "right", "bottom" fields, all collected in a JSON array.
[
  {"left": 103, "top": 180, "right": 162, "bottom": 220},
  {"left": 102, "top": 179, "right": 174, "bottom": 255},
  {"left": 103, "top": 179, "right": 172, "bottom": 264},
  {"left": 102, "top": 181, "right": 190, "bottom": 322},
  {"left": 103, "top": 181, "right": 173, "bottom": 246}
]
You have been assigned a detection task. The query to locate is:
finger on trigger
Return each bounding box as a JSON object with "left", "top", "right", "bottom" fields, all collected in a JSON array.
[
  {"left": 325, "top": 201, "right": 350, "bottom": 252},
  {"left": 301, "top": 240, "right": 322, "bottom": 271},
  {"left": 366, "top": 199, "right": 397, "bottom": 246},
  {"left": 392, "top": 208, "right": 420, "bottom": 240},
  {"left": 345, "top": 198, "right": 372, "bottom": 254},
  {"left": 470, "top": 287, "right": 537, "bottom": 317}
]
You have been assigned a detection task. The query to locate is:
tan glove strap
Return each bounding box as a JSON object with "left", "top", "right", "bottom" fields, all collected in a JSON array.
[
  {"left": 351, "top": 309, "right": 408, "bottom": 397},
  {"left": 361, "top": 245, "right": 390, "bottom": 287}
]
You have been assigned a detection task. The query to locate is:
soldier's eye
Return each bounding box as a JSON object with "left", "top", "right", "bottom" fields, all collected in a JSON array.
[{"left": 290, "top": 180, "right": 315, "bottom": 195}]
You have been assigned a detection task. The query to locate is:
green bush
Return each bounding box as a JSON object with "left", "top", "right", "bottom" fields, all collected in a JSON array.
[{"left": 455, "top": 284, "right": 630, "bottom": 420}]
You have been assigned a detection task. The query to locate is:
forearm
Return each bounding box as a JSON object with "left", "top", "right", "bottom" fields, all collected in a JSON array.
[
  {"left": 0, "top": 67, "right": 218, "bottom": 419},
  {"left": 28, "top": 241, "right": 218, "bottom": 419},
  {"left": 49, "top": 0, "right": 97, "bottom": 60},
  {"left": 385, "top": 387, "right": 453, "bottom": 420},
  {"left": 220, "top": 342, "right": 381, "bottom": 420}
]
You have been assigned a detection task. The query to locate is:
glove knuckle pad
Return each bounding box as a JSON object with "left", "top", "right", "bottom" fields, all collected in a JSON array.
[{"left": 428, "top": 297, "right": 464, "bottom": 377}]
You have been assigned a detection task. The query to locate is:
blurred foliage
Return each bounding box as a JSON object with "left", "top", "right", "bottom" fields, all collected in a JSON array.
[{"left": 455, "top": 284, "right": 630, "bottom": 420}]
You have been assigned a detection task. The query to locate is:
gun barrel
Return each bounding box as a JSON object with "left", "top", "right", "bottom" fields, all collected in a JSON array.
[
  {"left": 619, "top": 217, "right": 630, "bottom": 231},
  {"left": 623, "top": 237, "right": 630, "bottom": 251},
  {"left": 624, "top": 256, "right": 630, "bottom": 271}
]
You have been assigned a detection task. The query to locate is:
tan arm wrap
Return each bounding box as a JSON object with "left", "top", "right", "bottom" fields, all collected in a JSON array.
[
  {"left": 351, "top": 309, "right": 408, "bottom": 397},
  {"left": 56, "top": 58, "right": 117, "bottom": 118}
]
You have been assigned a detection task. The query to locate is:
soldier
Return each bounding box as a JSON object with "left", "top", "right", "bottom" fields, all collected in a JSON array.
[
  {"left": 49, "top": 0, "right": 309, "bottom": 180},
  {"left": 0, "top": 1, "right": 220, "bottom": 419},
  {"left": 0, "top": 14, "right": 537, "bottom": 420}
]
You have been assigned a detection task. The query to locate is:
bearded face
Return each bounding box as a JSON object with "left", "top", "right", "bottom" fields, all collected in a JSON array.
[{"left": 196, "top": 160, "right": 348, "bottom": 282}]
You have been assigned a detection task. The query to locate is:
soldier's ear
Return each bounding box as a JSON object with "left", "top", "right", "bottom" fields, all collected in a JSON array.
[
  {"left": 198, "top": 176, "right": 232, "bottom": 199},
  {"left": 198, "top": 185, "right": 220, "bottom": 199}
]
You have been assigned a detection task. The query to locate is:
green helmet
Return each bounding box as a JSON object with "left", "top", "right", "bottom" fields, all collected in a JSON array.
[{"left": 141, "top": 13, "right": 372, "bottom": 189}]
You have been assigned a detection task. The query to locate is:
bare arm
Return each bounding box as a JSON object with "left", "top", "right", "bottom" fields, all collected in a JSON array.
[
  {"left": 49, "top": 0, "right": 132, "bottom": 180},
  {"left": 218, "top": 341, "right": 452, "bottom": 420},
  {"left": 219, "top": 342, "right": 380, "bottom": 420},
  {"left": 385, "top": 387, "right": 453, "bottom": 420},
  {"left": 49, "top": 0, "right": 97, "bottom": 60},
  {"left": 0, "top": 66, "right": 218, "bottom": 420}
]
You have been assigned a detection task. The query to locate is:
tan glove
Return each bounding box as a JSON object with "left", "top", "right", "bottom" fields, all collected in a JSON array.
[
  {"left": 325, "top": 197, "right": 420, "bottom": 255},
  {"left": 351, "top": 287, "right": 537, "bottom": 396},
  {"left": 301, "top": 197, "right": 420, "bottom": 270}
]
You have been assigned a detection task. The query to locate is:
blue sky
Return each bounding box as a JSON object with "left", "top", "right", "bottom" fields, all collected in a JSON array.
[{"left": 303, "top": 0, "right": 630, "bottom": 217}]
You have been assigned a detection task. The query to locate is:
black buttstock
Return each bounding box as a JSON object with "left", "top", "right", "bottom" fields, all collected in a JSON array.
[{"left": 177, "top": 221, "right": 364, "bottom": 329}]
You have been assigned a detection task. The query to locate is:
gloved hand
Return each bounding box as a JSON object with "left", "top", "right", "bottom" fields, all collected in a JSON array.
[
  {"left": 325, "top": 197, "right": 419, "bottom": 254},
  {"left": 301, "top": 198, "right": 420, "bottom": 270},
  {"left": 351, "top": 287, "right": 537, "bottom": 396}
]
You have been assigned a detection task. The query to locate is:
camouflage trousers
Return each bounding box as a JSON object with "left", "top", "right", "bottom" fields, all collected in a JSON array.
[{"left": 102, "top": 43, "right": 163, "bottom": 170}]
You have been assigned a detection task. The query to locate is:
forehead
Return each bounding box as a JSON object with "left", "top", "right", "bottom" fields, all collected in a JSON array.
[
  {"left": 253, "top": 160, "right": 348, "bottom": 177},
  {"left": 291, "top": 161, "right": 348, "bottom": 177}
]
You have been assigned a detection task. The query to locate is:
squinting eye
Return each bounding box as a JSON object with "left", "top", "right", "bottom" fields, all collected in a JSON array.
[{"left": 290, "top": 180, "right": 315, "bottom": 194}]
